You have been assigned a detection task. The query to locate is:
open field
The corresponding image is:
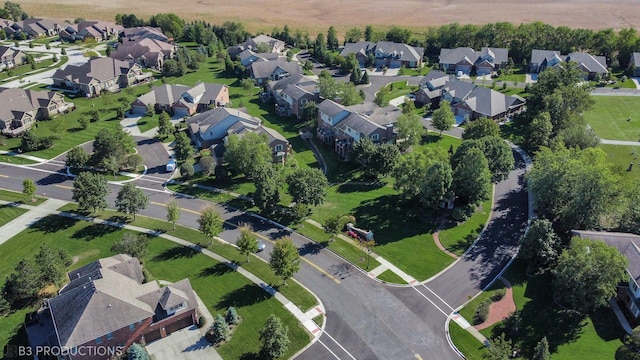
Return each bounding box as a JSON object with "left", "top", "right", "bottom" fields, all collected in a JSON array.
[
  {"left": 585, "top": 96, "right": 640, "bottom": 142},
  {"left": 19, "top": 0, "right": 640, "bottom": 36}
]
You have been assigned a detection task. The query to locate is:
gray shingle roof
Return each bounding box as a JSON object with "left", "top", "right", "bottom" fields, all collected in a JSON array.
[
  {"left": 633, "top": 53, "right": 640, "bottom": 68},
  {"left": 566, "top": 52, "right": 608, "bottom": 74},
  {"left": 341, "top": 41, "right": 423, "bottom": 63},
  {"left": 338, "top": 113, "right": 385, "bottom": 137},
  {"left": 52, "top": 57, "right": 135, "bottom": 84},
  {"left": 418, "top": 69, "right": 450, "bottom": 89},
  {"left": 572, "top": 231, "right": 639, "bottom": 285},
  {"left": 531, "top": 49, "right": 562, "bottom": 65},
  {"left": 317, "top": 99, "right": 348, "bottom": 118},
  {"left": 110, "top": 38, "right": 174, "bottom": 64},
  {"left": 267, "top": 74, "right": 317, "bottom": 92},
  {"left": 439, "top": 47, "right": 508, "bottom": 66},
  {"left": 0, "top": 87, "right": 58, "bottom": 122},
  {"left": 250, "top": 59, "right": 302, "bottom": 79},
  {"left": 187, "top": 107, "right": 261, "bottom": 136},
  {"left": 443, "top": 80, "right": 476, "bottom": 100}
]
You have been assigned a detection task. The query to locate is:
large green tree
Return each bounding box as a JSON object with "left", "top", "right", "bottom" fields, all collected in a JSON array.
[
  {"left": 2, "top": 259, "right": 41, "bottom": 306},
  {"left": 327, "top": 26, "right": 339, "bottom": 51},
  {"left": 518, "top": 219, "right": 561, "bottom": 271},
  {"left": 533, "top": 337, "right": 550, "bottom": 360},
  {"left": 173, "top": 131, "right": 194, "bottom": 161},
  {"left": 259, "top": 314, "right": 290, "bottom": 359},
  {"left": 393, "top": 151, "right": 429, "bottom": 198},
  {"left": 65, "top": 146, "right": 90, "bottom": 169},
  {"left": 225, "top": 132, "right": 272, "bottom": 178},
  {"left": 166, "top": 199, "right": 180, "bottom": 230},
  {"left": 452, "top": 147, "right": 492, "bottom": 204},
  {"left": 236, "top": 226, "right": 259, "bottom": 262},
  {"left": 115, "top": 183, "right": 149, "bottom": 220},
  {"left": 269, "top": 237, "right": 300, "bottom": 285},
  {"left": 72, "top": 172, "right": 110, "bottom": 213},
  {"left": 397, "top": 112, "right": 426, "bottom": 150},
  {"left": 477, "top": 136, "right": 514, "bottom": 182},
  {"left": 92, "top": 126, "right": 135, "bottom": 171},
  {"left": 419, "top": 161, "right": 453, "bottom": 210},
  {"left": 526, "top": 112, "right": 553, "bottom": 151},
  {"left": 198, "top": 206, "right": 224, "bottom": 245},
  {"left": 370, "top": 143, "right": 401, "bottom": 177},
  {"left": 432, "top": 100, "right": 455, "bottom": 136},
  {"left": 157, "top": 111, "right": 173, "bottom": 138},
  {"left": 553, "top": 237, "right": 627, "bottom": 313},
  {"left": 111, "top": 233, "right": 150, "bottom": 259},
  {"left": 253, "top": 163, "right": 280, "bottom": 213},
  {"left": 462, "top": 117, "right": 500, "bottom": 140},
  {"left": 35, "top": 244, "right": 71, "bottom": 286},
  {"left": 286, "top": 168, "right": 328, "bottom": 207}
]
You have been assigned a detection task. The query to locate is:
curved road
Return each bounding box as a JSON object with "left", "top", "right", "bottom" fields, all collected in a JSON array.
[{"left": 0, "top": 136, "right": 528, "bottom": 359}]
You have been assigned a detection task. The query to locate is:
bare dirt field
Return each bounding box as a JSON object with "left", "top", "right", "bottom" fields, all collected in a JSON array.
[{"left": 18, "top": 0, "right": 640, "bottom": 35}]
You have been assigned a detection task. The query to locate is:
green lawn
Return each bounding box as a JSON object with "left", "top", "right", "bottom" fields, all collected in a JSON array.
[
  {"left": 0, "top": 189, "right": 46, "bottom": 205},
  {"left": 0, "top": 154, "right": 38, "bottom": 164},
  {"left": 0, "top": 205, "right": 27, "bottom": 227},
  {"left": 382, "top": 81, "right": 418, "bottom": 103},
  {"left": 599, "top": 144, "right": 640, "bottom": 184},
  {"left": 488, "top": 67, "right": 526, "bottom": 83},
  {"left": 0, "top": 58, "right": 57, "bottom": 82},
  {"left": 438, "top": 198, "right": 492, "bottom": 256},
  {"left": 449, "top": 322, "right": 488, "bottom": 359},
  {"left": 585, "top": 96, "right": 640, "bottom": 141},
  {"left": 136, "top": 114, "right": 158, "bottom": 134},
  {"left": 0, "top": 214, "right": 311, "bottom": 359},
  {"left": 452, "top": 259, "right": 625, "bottom": 359},
  {"left": 376, "top": 270, "right": 407, "bottom": 284}
]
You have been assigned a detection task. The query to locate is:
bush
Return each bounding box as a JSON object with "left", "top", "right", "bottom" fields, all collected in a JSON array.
[
  {"left": 0, "top": 296, "right": 10, "bottom": 316},
  {"left": 197, "top": 315, "right": 207, "bottom": 328},
  {"left": 472, "top": 298, "right": 492, "bottom": 325},
  {"left": 180, "top": 163, "right": 194, "bottom": 178},
  {"left": 142, "top": 268, "right": 154, "bottom": 283},
  {"left": 491, "top": 288, "right": 506, "bottom": 302},
  {"left": 226, "top": 307, "right": 239, "bottom": 325},
  {"left": 616, "top": 345, "right": 640, "bottom": 360},
  {"left": 451, "top": 207, "right": 468, "bottom": 222}
]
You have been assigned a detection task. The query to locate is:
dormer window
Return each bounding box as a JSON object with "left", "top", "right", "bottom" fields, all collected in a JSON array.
[{"left": 168, "top": 302, "right": 186, "bottom": 315}]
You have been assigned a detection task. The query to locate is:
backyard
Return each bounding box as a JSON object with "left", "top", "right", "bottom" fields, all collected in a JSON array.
[{"left": 585, "top": 96, "right": 640, "bottom": 142}]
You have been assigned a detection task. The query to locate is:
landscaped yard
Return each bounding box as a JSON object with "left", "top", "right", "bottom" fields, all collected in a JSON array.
[
  {"left": 0, "top": 213, "right": 311, "bottom": 359},
  {"left": 451, "top": 259, "right": 625, "bottom": 359},
  {"left": 438, "top": 198, "right": 492, "bottom": 256},
  {"left": 599, "top": 144, "right": 640, "bottom": 184},
  {"left": 0, "top": 205, "right": 27, "bottom": 227},
  {"left": 0, "top": 189, "right": 45, "bottom": 205},
  {"left": 382, "top": 81, "right": 418, "bottom": 103},
  {"left": 585, "top": 96, "right": 640, "bottom": 141}
]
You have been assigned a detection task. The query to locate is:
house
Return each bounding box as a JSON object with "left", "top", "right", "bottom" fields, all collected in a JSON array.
[
  {"left": 438, "top": 47, "right": 509, "bottom": 76},
  {"left": 59, "top": 20, "right": 123, "bottom": 42},
  {"left": 529, "top": 49, "right": 563, "bottom": 73},
  {"left": 25, "top": 254, "right": 198, "bottom": 360},
  {"left": 20, "top": 18, "right": 62, "bottom": 38},
  {"left": 122, "top": 26, "right": 169, "bottom": 43},
  {"left": 340, "top": 41, "right": 424, "bottom": 68},
  {"left": 572, "top": 231, "right": 640, "bottom": 320},
  {"left": 316, "top": 99, "right": 397, "bottom": 159},
  {"left": 631, "top": 53, "right": 640, "bottom": 77},
  {"left": 132, "top": 82, "right": 229, "bottom": 116},
  {"left": 265, "top": 74, "right": 319, "bottom": 118},
  {"left": 249, "top": 59, "right": 302, "bottom": 85},
  {"left": 414, "top": 69, "right": 451, "bottom": 106},
  {"left": 566, "top": 52, "right": 608, "bottom": 80},
  {"left": 440, "top": 80, "right": 525, "bottom": 121},
  {"left": 0, "top": 45, "right": 25, "bottom": 70},
  {"left": 109, "top": 38, "right": 176, "bottom": 70},
  {"left": 52, "top": 57, "right": 148, "bottom": 97},
  {"left": 186, "top": 107, "right": 290, "bottom": 162},
  {"left": 237, "top": 49, "right": 282, "bottom": 67},
  {"left": 228, "top": 34, "right": 285, "bottom": 59},
  {"left": 0, "top": 87, "right": 74, "bottom": 136}
]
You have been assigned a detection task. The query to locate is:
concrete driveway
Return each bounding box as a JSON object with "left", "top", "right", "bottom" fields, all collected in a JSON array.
[{"left": 145, "top": 326, "right": 222, "bottom": 360}]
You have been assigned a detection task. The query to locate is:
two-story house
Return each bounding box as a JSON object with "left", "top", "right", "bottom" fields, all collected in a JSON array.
[
  {"left": 340, "top": 41, "right": 424, "bottom": 69},
  {"left": 249, "top": 59, "right": 302, "bottom": 85},
  {"left": 529, "top": 49, "right": 564, "bottom": 73},
  {"left": 25, "top": 254, "right": 199, "bottom": 360},
  {"left": 414, "top": 69, "right": 451, "bottom": 106},
  {"left": 52, "top": 57, "right": 147, "bottom": 97},
  {"left": 228, "top": 35, "right": 285, "bottom": 60},
  {"left": 440, "top": 80, "right": 525, "bottom": 122},
  {"left": 132, "top": 83, "right": 229, "bottom": 117},
  {"left": 0, "top": 45, "right": 25, "bottom": 70},
  {"left": 438, "top": 47, "right": 509, "bottom": 76},
  {"left": 0, "top": 87, "right": 74, "bottom": 136},
  {"left": 110, "top": 38, "right": 176, "bottom": 70},
  {"left": 265, "top": 74, "right": 319, "bottom": 118},
  {"left": 530, "top": 50, "right": 608, "bottom": 79}
]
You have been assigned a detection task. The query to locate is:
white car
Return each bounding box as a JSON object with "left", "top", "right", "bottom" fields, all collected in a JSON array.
[{"left": 257, "top": 241, "right": 266, "bottom": 252}]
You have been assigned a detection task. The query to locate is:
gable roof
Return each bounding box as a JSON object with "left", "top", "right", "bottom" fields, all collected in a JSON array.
[
  {"left": 122, "top": 26, "right": 167, "bottom": 42},
  {"left": 250, "top": 59, "right": 302, "bottom": 79},
  {"left": 443, "top": 80, "right": 476, "bottom": 100},
  {"left": 52, "top": 57, "right": 136, "bottom": 84},
  {"left": 243, "top": 35, "right": 284, "bottom": 52},
  {"left": 566, "top": 52, "right": 608, "bottom": 74},
  {"left": 135, "top": 83, "right": 227, "bottom": 108},
  {"left": 338, "top": 112, "right": 386, "bottom": 137},
  {"left": 461, "top": 86, "right": 513, "bottom": 117},
  {"left": 110, "top": 38, "right": 175, "bottom": 63},
  {"left": 267, "top": 74, "right": 318, "bottom": 93},
  {"left": 0, "top": 87, "right": 59, "bottom": 121},
  {"left": 340, "top": 41, "right": 423, "bottom": 62},
  {"left": 318, "top": 98, "right": 349, "bottom": 118},
  {"left": 187, "top": 107, "right": 261, "bottom": 136},
  {"left": 531, "top": 49, "right": 562, "bottom": 65},
  {"left": 439, "top": 47, "right": 508, "bottom": 66},
  {"left": 0, "top": 45, "right": 21, "bottom": 59},
  {"left": 572, "top": 231, "right": 640, "bottom": 285},
  {"left": 418, "top": 69, "right": 450, "bottom": 89}
]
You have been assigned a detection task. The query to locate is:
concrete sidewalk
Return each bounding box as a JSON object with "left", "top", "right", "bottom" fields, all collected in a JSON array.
[{"left": 0, "top": 198, "right": 68, "bottom": 246}]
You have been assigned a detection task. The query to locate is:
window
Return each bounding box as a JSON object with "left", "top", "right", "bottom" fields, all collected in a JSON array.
[
  {"left": 106, "top": 332, "right": 113, "bottom": 340},
  {"left": 95, "top": 337, "right": 102, "bottom": 344},
  {"left": 138, "top": 320, "right": 143, "bottom": 325},
  {"left": 129, "top": 323, "right": 135, "bottom": 331},
  {"left": 274, "top": 144, "right": 283, "bottom": 152},
  {"left": 371, "top": 134, "right": 379, "bottom": 141},
  {"left": 168, "top": 302, "right": 186, "bottom": 313}
]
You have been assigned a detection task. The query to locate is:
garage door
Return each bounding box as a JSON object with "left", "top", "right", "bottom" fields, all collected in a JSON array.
[
  {"left": 165, "top": 316, "right": 194, "bottom": 335},
  {"left": 144, "top": 329, "right": 162, "bottom": 343}
]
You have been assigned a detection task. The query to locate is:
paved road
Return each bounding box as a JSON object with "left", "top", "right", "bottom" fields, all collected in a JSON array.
[{"left": 0, "top": 134, "right": 528, "bottom": 359}]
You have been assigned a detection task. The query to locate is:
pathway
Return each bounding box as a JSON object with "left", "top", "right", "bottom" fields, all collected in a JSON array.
[
  {"left": 0, "top": 199, "right": 326, "bottom": 352},
  {"left": 475, "top": 278, "right": 516, "bottom": 331}
]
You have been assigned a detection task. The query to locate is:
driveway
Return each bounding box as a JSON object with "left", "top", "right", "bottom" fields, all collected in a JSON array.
[{"left": 145, "top": 326, "right": 222, "bottom": 360}]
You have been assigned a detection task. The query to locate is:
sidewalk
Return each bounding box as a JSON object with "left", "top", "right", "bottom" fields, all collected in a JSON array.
[{"left": 0, "top": 199, "right": 326, "bottom": 348}]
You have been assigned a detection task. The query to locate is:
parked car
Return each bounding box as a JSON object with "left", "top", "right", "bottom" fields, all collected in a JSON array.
[
  {"left": 166, "top": 160, "right": 176, "bottom": 172},
  {"left": 257, "top": 240, "right": 266, "bottom": 252}
]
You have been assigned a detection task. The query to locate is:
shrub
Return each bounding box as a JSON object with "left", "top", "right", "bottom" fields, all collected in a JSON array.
[
  {"left": 491, "top": 288, "right": 506, "bottom": 302},
  {"left": 142, "top": 268, "right": 154, "bottom": 283},
  {"left": 472, "top": 298, "right": 491, "bottom": 325},
  {"left": 180, "top": 163, "right": 194, "bottom": 178},
  {"left": 451, "top": 207, "right": 468, "bottom": 222},
  {"left": 197, "top": 315, "right": 207, "bottom": 328},
  {"left": 0, "top": 297, "right": 10, "bottom": 316},
  {"left": 616, "top": 345, "right": 640, "bottom": 360},
  {"left": 226, "top": 307, "right": 239, "bottom": 325}
]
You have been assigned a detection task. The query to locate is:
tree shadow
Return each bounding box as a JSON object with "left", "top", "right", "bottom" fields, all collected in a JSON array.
[
  {"left": 35, "top": 172, "right": 69, "bottom": 185},
  {"left": 152, "top": 245, "right": 199, "bottom": 262},
  {"left": 106, "top": 215, "right": 130, "bottom": 224},
  {"left": 29, "top": 215, "right": 78, "bottom": 234},
  {"left": 335, "top": 181, "right": 385, "bottom": 194},
  {"left": 216, "top": 284, "right": 270, "bottom": 309},
  {"left": 298, "top": 241, "right": 327, "bottom": 256},
  {"left": 199, "top": 263, "right": 235, "bottom": 278},
  {"left": 71, "top": 223, "right": 119, "bottom": 241}
]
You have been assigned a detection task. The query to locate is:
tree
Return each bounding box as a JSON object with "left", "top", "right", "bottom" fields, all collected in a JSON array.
[
  {"left": 393, "top": 151, "right": 429, "bottom": 198},
  {"left": 260, "top": 314, "right": 290, "bottom": 359},
  {"left": 166, "top": 199, "right": 180, "bottom": 230},
  {"left": 350, "top": 137, "right": 377, "bottom": 167},
  {"left": 72, "top": 172, "right": 109, "bottom": 213},
  {"left": 484, "top": 333, "right": 512, "bottom": 360},
  {"left": 35, "top": 244, "right": 70, "bottom": 286},
  {"left": 111, "top": 233, "right": 150, "bottom": 259},
  {"left": 401, "top": 98, "right": 415, "bottom": 114},
  {"left": 157, "top": 111, "right": 172, "bottom": 138},
  {"left": 179, "top": 163, "right": 194, "bottom": 178},
  {"left": 533, "top": 337, "right": 550, "bottom": 360},
  {"left": 526, "top": 112, "right": 553, "bottom": 151},
  {"left": 374, "top": 86, "right": 389, "bottom": 106},
  {"left": 364, "top": 25, "right": 374, "bottom": 41},
  {"left": 226, "top": 306, "right": 239, "bottom": 325},
  {"left": 300, "top": 101, "right": 318, "bottom": 123},
  {"left": 518, "top": 219, "right": 561, "bottom": 271},
  {"left": 198, "top": 206, "right": 223, "bottom": 245},
  {"left": 286, "top": 168, "right": 328, "bottom": 206},
  {"left": 370, "top": 143, "right": 401, "bottom": 177},
  {"left": 78, "top": 116, "right": 89, "bottom": 130},
  {"left": 396, "top": 112, "right": 425, "bottom": 150},
  {"left": 452, "top": 147, "right": 492, "bottom": 204},
  {"left": 318, "top": 76, "right": 363, "bottom": 106},
  {"left": 327, "top": 26, "right": 339, "bottom": 51},
  {"left": 432, "top": 100, "right": 455, "bottom": 136},
  {"left": 345, "top": 27, "right": 363, "bottom": 43},
  {"left": 553, "top": 237, "right": 627, "bottom": 313},
  {"left": 210, "top": 314, "right": 231, "bottom": 343},
  {"left": 92, "top": 126, "right": 135, "bottom": 171},
  {"left": 22, "top": 178, "right": 36, "bottom": 200},
  {"left": 225, "top": 132, "right": 272, "bottom": 178},
  {"left": 173, "top": 131, "right": 194, "bottom": 161},
  {"left": 462, "top": 117, "right": 500, "bottom": 140},
  {"left": 419, "top": 161, "right": 453, "bottom": 210},
  {"left": 2, "top": 259, "right": 41, "bottom": 306},
  {"left": 125, "top": 154, "right": 143, "bottom": 170},
  {"left": 199, "top": 156, "right": 216, "bottom": 175},
  {"left": 324, "top": 214, "right": 347, "bottom": 242},
  {"left": 253, "top": 163, "right": 280, "bottom": 213},
  {"left": 127, "top": 343, "right": 150, "bottom": 360},
  {"left": 477, "top": 136, "right": 514, "bottom": 182},
  {"left": 236, "top": 225, "right": 259, "bottom": 262},
  {"left": 558, "top": 125, "right": 600, "bottom": 149},
  {"left": 269, "top": 237, "right": 300, "bottom": 285},
  {"left": 115, "top": 183, "right": 149, "bottom": 220}
]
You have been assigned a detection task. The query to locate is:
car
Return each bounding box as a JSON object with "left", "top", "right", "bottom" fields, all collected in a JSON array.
[
  {"left": 165, "top": 160, "right": 176, "bottom": 172},
  {"left": 257, "top": 241, "right": 266, "bottom": 252}
]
